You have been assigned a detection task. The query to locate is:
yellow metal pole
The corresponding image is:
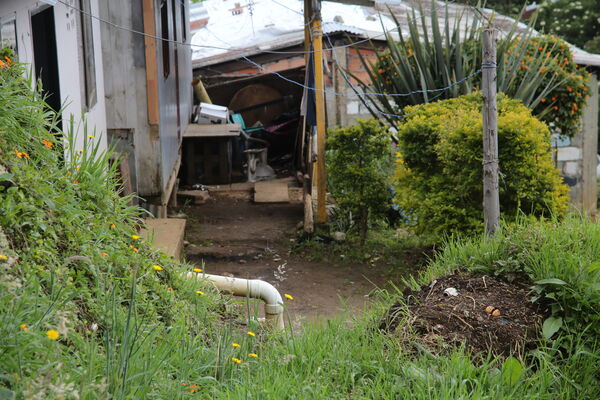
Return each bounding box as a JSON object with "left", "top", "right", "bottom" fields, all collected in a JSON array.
[{"left": 313, "top": 7, "right": 328, "bottom": 224}]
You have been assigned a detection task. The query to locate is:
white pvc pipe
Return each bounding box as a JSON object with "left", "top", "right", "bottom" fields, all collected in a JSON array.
[{"left": 185, "top": 272, "right": 285, "bottom": 330}]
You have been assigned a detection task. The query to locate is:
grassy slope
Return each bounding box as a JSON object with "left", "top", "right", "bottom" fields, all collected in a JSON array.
[
  {"left": 1, "top": 60, "right": 598, "bottom": 399},
  {"left": 0, "top": 60, "right": 228, "bottom": 399}
]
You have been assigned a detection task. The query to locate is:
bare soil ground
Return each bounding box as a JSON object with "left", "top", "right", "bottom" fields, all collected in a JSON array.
[
  {"left": 380, "top": 274, "right": 547, "bottom": 356},
  {"left": 181, "top": 196, "right": 394, "bottom": 322}
]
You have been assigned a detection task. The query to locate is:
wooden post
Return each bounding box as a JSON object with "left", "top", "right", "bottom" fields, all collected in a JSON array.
[
  {"left": 482, "top": 28, "right": 500, "bottom": 236},
  {"left": 581, "top": 73, "right": 598, "bottom": 216},
  {"left": 313, "top": 1, "right": 328, "bottom": 224}
]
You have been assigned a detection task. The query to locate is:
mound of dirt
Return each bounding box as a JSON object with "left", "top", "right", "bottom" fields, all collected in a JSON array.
[{"left": 381, "top": 274, "right": 547, "bottom": 356}]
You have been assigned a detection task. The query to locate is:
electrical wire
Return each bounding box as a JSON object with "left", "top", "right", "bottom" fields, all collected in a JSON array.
[{"left": 56, "top": 0, "right": 481, "bottom": 100}]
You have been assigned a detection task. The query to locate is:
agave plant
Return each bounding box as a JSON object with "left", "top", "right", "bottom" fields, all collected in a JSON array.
[{"left": 350, "top": 0, "right": 568, "bottom": 131}]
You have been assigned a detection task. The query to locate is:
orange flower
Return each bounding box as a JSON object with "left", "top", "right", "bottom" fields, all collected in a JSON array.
[
  {"left": 73, "top": 180, "right": 80, "bottom": 185},
  {"left": 42, "top": 139, "right": 53, "bottom": 148},
  {"left": 0, "top": 59, "right": 5, "bottom": 68},
  {"left": 19, "top": 324, "right": 28, "bottom": 331},
  {"left": 553, "top": 106, "right": 559, "bottom": 111},
  {"left": 5, "top": 56, "right": 11, "bottom": 64},
  {"left": 129, "top": 245, "right": 138, "bottom": 253},
  {"left": 541, "top": 98, "right": 546, "bottom": 103},
  {"left": 567, "top": 88, "right": 572, "bottom": 92},
  {"left": 101, "top": 252, "right": 108, "bottom": 256}
]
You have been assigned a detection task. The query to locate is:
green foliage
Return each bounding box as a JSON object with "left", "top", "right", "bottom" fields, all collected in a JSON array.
[
  {"left": 521, "top": 35, "right": 591, "bottom": 137},
  {"left": 354, "top": 1, "right": 590, "bottom": 137},
  {"left": 536, "top": 0, "right": 600, "bottom": 53},
  {"left": 0, "top": 52, "right": 225, "bottom": 398},
  {"left": 327, "top": 119, "right": 393, "bottom": 245},
  {"left": 394, "top": 93, "right": 568, "bottom": 236}
]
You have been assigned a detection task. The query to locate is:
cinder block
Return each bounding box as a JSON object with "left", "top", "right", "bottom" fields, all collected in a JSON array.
[
  {"left": 562, "top": 161, "right": 580, "bottom": 177},
  {"left": 557, "top": 146, "right": 582, "bottom": 162},
  {"left": 347, "top": 101, "right": 359, "bottom": 114}
]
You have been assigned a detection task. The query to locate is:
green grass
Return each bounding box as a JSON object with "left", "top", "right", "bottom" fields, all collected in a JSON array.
[{"left": 1, "top": 56, "right": 599, "bottom": 399}]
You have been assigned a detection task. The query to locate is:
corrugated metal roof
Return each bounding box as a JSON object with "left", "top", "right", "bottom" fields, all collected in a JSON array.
[{"left": 191, "top": 0, "right": 600, "bottom": 68}]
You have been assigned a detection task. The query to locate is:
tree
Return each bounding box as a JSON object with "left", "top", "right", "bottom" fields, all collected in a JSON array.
[{"left": 327, "top": 119, "right": 393, "bottom": 246}]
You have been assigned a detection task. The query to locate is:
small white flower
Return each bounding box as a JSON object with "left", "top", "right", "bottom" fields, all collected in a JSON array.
[{"left": 91, "top": 323, "right": 98, "bottom": 332}]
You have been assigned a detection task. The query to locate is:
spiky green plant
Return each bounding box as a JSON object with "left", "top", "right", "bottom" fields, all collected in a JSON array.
[{"left": 351, "top": 1, "right": 587, "bottom": 134}]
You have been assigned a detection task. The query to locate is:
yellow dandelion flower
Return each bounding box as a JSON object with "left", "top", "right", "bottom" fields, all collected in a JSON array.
[
  {"left": 248, "top": 353, "right": 258, "bottom": 358},
  {"left": 193, "top": 268, "right": 203, "bottom": 273},
  {"left": 152, "top": 265, "right": 163, "bottom": 271},
  {"left": 78, "top": 149, "right": 84, "bottom": 153},
  {"left": 0, "top": 254, "right": 8, "bottom": 261},
  {"left": 247, "top": 331, "right": 256, "bottom": 337},
  {"left": 46, "top": 329, "right": 59, "bottom": 340},
  {"left": 88, "top": 135, "right": 94, "bottom": 139},
  {"left": 231, "top": 357, "right": 242, "bottom": 364},
  {"left": 284, "top": 293, "right": 294, "bottom": 300},
  {"left": 76, "top": 166, "right": 80, "bottom": 171},
  {"left": 110, "top": 223, "right": 116, "bottom": 229},
  {"left": 196, "top": 290, "right": 205, "bottom": 295},
  {"left": 131, "top": 234, "right": 140, "bottom": 240},
  {"left": 19, "top": 324, "right": 28, "bottom": 331},
  {"left": 232, "top": 343, "right": 240, "bottom": 347}
]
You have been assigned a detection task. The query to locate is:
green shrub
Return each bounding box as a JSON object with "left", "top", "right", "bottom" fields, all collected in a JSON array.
[
  {"left": 394, "top": 93, "right": 568, "bottom": 236},
  {"left": 0, "top": 51, "right": 224, "bottom": 398},
  {"left": 327, "top": 119, "right": 393, "bottom": 245}
]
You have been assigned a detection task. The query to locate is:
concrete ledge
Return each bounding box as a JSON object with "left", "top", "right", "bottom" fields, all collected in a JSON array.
[{"left": 140, "top": 218, "right": 186, "bottom": 259}]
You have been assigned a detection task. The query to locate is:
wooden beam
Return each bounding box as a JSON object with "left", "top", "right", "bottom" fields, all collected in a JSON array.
[
  {"left": 142, "top": 0, "right": 159, "bottom": 125},
  {"left": 183, "top": 124, "right": 241, "bottom": 138},
  {"left": 313, "top": 8, "right": 328, "bottom": 224}
]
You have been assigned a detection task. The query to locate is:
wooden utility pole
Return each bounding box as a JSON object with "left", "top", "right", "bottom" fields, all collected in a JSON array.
[
  {"left": 482, "top": 28, "right": 500, "bottom": 235},
  {"left": 312, "top": 0, "right": 328, "bottom": 224}
]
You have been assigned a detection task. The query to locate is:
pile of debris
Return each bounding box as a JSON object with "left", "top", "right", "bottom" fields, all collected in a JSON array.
[{"left": 381, "top": 274, "right": 547, "bottom": 356}]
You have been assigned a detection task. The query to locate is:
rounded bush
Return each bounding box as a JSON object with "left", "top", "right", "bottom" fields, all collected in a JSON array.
[{"left": 394, "top": 93, "right": 569, "bottom": 235}]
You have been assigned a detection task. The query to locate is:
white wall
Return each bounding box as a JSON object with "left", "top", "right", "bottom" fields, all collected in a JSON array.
[{"left": 0, "top": 0, "right": 107, "bottom": 155}]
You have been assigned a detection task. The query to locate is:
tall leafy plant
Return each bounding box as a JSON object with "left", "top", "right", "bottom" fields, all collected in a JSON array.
[
  {"left": 327, "top": 119, "right": 393, "bottom": 246},
  {"left": 351, "top": 1, "right": 587, "bottom": 135}
]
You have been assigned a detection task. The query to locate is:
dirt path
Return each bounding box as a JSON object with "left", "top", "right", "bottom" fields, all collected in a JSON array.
[{"left": 181, "top": 196, "right": 393, "bottom": 323}]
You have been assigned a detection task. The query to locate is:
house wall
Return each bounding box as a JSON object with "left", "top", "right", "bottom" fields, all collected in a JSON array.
[
  {"left": 99, "top": 0, "right": 156, "bottom": 196},
  {"left": 157, "top": 0, "right": 192, "bottom": 203},
  {"left": 0, "top": 0, "right": 107, "bottom": 154},
  {"left": 552, "top": 73, "right": 598, "bottom": 214},
  {"left": 99, "top": 0, "right": 191, "bottom": 201}
]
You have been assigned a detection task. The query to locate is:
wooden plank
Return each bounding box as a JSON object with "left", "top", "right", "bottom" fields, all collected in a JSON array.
[
  {"left": 140, "top": 218, "right": 187, "bottom": 259},
  {"left": 142, "top": 0, "right": 159, "bottom": 125},
  {"left": 184, "top": 123, "right": 241, "bottom": 137},
  {"left": 254, "top": 180, "right": 290, "bottom": 203}
]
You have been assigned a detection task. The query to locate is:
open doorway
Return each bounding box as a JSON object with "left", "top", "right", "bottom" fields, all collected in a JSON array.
[{"left": 31, "top": 6, "right": 61, "bottom": 130}]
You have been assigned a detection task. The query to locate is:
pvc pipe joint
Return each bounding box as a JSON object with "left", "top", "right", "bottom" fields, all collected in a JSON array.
[{"left": 185, "top": 272, "right": 285, "bottom": 330}]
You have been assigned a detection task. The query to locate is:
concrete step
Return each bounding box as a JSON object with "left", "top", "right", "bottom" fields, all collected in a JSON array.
[{"left": 140, "top": 218, "right": 186, "bottom": 259}]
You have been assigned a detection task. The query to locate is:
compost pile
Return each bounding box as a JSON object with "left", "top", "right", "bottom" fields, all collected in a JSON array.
[{"left": 381, "top": 274, "right": 547, "bottom": 356}]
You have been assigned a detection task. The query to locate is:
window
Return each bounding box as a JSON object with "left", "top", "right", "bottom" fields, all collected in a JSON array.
[
  {"left": 78, "top": 0, "right": 97, "bottom": 110},
  {"left": 0, "top": 16, "right": 18, "bottom": 56},
  {"left": 180, "top": 1, "right": 186, "bottom": 42},
  {"left": 160, "top": 0, "right": 170, "bottom": 78}
]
